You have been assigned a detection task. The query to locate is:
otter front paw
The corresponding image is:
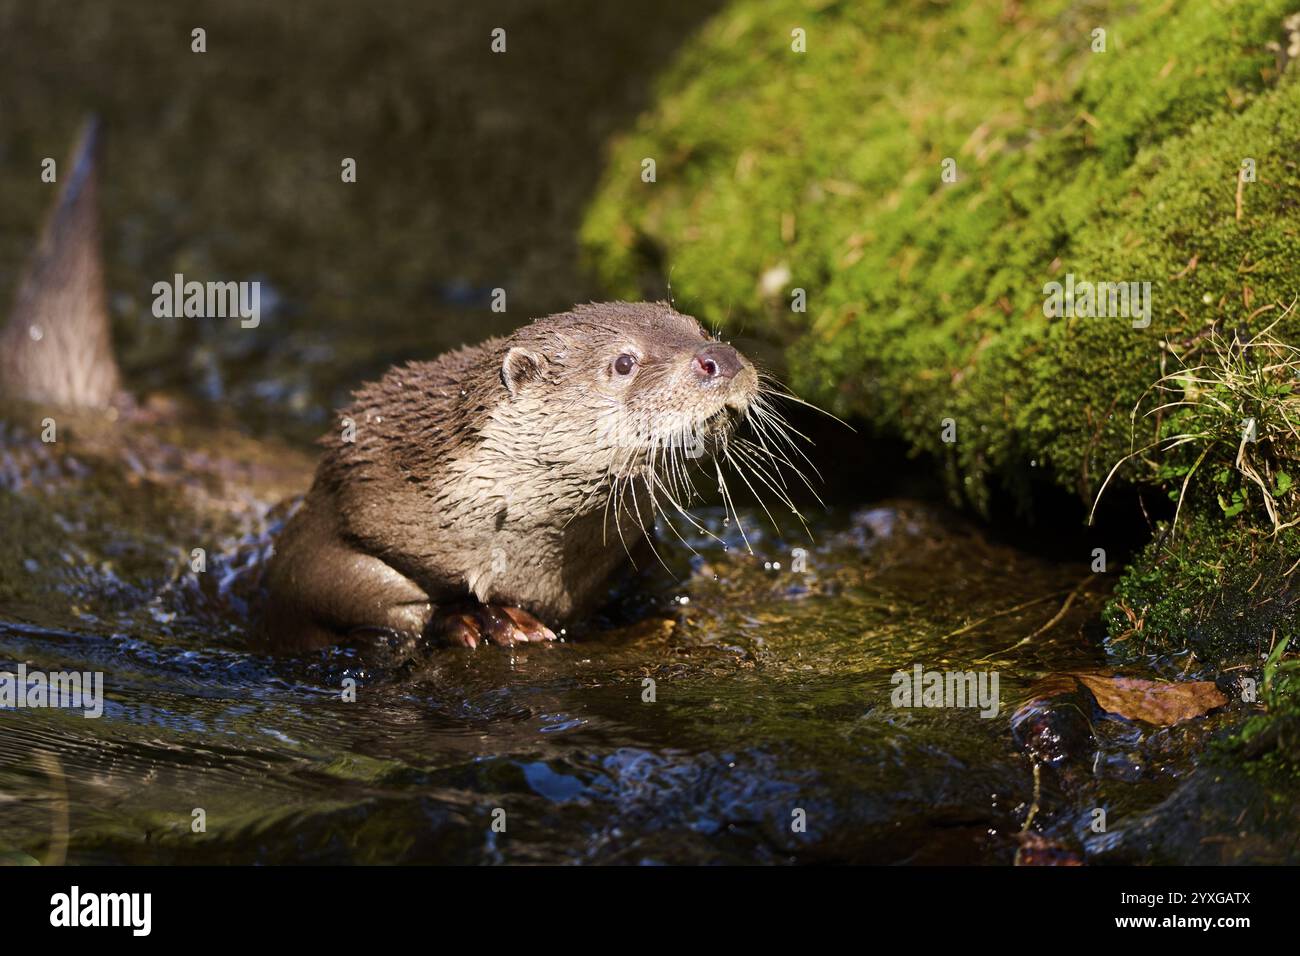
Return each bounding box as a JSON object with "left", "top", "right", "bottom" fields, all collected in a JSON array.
[{"left": 430, "top": 603, "right": 558, "bottom": 649}]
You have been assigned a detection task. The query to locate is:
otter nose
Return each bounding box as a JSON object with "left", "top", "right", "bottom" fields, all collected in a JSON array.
[{"left": 694, "top": 343, "right": 743, "bottom": 381}]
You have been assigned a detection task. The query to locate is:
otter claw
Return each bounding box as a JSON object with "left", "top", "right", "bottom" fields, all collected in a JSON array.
[
  {"left": 438, "top": 612, "right": 484, "bottom": 649},
  {"left": 431, "top": 604, "right": 557, "bottom": 648},
  {"left": 500, "top": 606, "right": 558, "bottom": 643}
]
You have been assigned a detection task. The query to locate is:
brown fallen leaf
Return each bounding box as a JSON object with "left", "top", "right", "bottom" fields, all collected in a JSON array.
[{"left": 1072, "top": 671, "right": 1226, "bottom": 726}]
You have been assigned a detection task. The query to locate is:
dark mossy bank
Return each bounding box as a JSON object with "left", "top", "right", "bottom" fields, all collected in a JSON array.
[{"left": 582, "top": 0, "right": 1300, "bottom": 758}]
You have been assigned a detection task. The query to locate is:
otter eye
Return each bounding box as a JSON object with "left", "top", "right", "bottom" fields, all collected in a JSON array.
[{"left": 613, "top": 353, "right": 636, "bottom": 376}]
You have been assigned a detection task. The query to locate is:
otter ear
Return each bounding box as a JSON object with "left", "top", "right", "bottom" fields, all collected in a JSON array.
[{"left": 501, "top": 347, "right": 544, "bottom": 398}]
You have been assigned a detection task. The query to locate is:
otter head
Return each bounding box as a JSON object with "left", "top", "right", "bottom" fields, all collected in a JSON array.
[{"left": 497, "top": 302, "right": 759, "bottom": 486}]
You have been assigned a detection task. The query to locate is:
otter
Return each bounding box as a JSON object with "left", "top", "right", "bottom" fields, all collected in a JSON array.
[{"left": 261, "top": 302, "right": 761, "bottom": 650}]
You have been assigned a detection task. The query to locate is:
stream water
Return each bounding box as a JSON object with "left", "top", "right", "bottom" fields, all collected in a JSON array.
[
  {"left": 0, "top": 449, "right": 1105, "bottom": 865},
  {"left": 0, "top": 407, "right": 1251, "bottom": 863}
]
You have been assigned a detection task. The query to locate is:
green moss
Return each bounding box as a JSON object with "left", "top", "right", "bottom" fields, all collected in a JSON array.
[
  {"left": 1009, "top": 82, "right": 1300, "bottom": 513},
  {"left": 1106, "top": 514, "right": 1300, "bottom": 663},
  {"left": 582, "top": 0, "right": 1300, "bottom": 716},
  {"left": 583, "top": 0, "right": 1300, "bottom": 513},
  {"left": 1109, "top": 509, "right": 1300, "bottom": 768}
]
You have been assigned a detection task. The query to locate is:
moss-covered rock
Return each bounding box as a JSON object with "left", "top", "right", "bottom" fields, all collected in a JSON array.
[
  {"left": 583, "top": 0, "right": 1300, "bottom": 511},
  {"left": 1107, "top": 516, "right": 1300, "bottom": 662},
  {"left": 583, "top": 0, "right": 1300, "bottom": 686}
]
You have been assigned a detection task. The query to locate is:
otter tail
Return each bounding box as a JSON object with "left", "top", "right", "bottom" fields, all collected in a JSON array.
[{"left": 0, "top": 116, "right": 121, "bottom": 409}]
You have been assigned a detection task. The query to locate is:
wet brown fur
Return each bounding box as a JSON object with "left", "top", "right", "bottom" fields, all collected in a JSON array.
[{"left": 262, "top": 302, "right": 758, "bottom": 649}]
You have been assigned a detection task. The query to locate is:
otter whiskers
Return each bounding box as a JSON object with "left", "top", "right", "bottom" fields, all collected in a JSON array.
[{"left": 597, "top": 382, "right": 826, "bottom": 563}]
